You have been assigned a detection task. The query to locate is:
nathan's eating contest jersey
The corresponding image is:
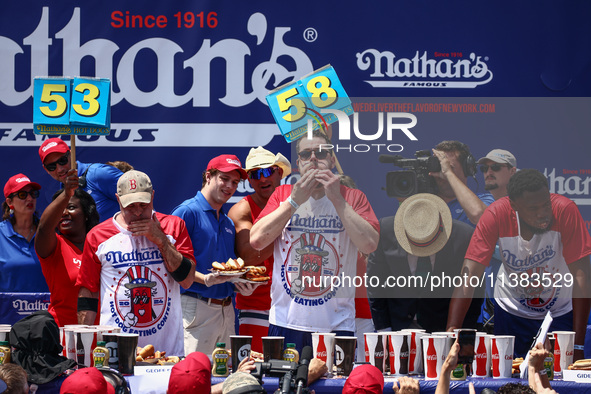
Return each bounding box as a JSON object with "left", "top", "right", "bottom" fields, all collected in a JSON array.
[
  {"left": 257, "top": 185, "right": 379, "bottom": 333},
  {"left": 77, "top": 212, "right": 194, "bottom": 356}
]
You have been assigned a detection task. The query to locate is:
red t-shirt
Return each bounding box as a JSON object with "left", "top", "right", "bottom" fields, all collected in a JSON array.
[
  {"left": 38, "top": 235, "right": 83, "bottom": 326},
  {"left": 235, "top": 195, "right": 274, "bottom": 311}
]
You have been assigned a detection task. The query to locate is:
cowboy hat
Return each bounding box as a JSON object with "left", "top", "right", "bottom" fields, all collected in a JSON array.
[
  {"left": 394, "top": 193, "right": 453, "bottom": 257},
  {"left": 244, "top": 146, "right": 291, "bottom": 179}
]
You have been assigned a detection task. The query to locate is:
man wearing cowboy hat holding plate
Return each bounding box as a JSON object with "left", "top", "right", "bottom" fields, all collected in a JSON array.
[
  {"left": 367, "top": 193, "right": 481, "bottom": 333},
  {"left": 250, "top": 129, "right": 380, "bottom": 351},
  {"left": 228, "top": 146, "right": 291, "bottom": 353}
]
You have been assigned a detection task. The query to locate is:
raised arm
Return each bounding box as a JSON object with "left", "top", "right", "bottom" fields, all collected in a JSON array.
[
  {"left": 569, "top": 256, "right": 591, "bottom": 361},
  {"left": 35, "top": 169, "right": 78, "bottom": 258},
  {"left": 228, "top": 198, "right": 273, "bottom": 265}
]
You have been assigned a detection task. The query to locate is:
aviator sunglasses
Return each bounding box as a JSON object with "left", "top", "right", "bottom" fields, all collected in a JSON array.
[
  {"left": 479, "top": 163, "right": 509, "bottom": 173},
  {"left": 44, "top": 153, "right": 70, "bottom": 172},
  {"left": 248, "top": 166, "right": 279, "bottom": 180},
  {"left": 10, "top": 190, "right": 40, "bottom": 200},
  {"left": 297, "top": 149, "right": 331, "bottom": 161}
]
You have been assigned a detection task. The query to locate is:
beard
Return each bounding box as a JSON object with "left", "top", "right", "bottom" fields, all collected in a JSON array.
[
  {"left": 485, "top": 183, "right": 499, "bottom": 191},
  {"left": 522, "top": 217, "right": 553, "bottom": 235}
]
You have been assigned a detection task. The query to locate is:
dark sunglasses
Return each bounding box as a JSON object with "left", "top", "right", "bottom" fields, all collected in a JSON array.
[
  {"left": 248, "top": 166, "right": 278, "bottom": 180},
  {"left": 44, "top": 153, "right": 70, "bottom": 172},
  {"left": 298, "top": 149, "right": 331, "bottom": 161},
  {"left": 480, "top": 163, "right": 509, "bottom": 173},
  {"left": 10, "top": 190, "right": 40, "bottom": 200}
]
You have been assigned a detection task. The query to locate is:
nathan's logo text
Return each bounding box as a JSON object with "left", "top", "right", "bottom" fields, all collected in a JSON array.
[{"left": 356, "top": 50, "right": 493, "bottom": 89}]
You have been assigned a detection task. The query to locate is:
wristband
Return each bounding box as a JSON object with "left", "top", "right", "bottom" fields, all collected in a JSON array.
[
  {"left": 77, "top": 297, "right": 99, "bottom": 312},
  {"left": 171, "top": 257, "right": 193, "bottom": 282},
  {"left": 574, "top": 344, "right": 585, "bottom": 351},
  {"left": 287, "top": 196, "right": 299, "bottom": 210}
]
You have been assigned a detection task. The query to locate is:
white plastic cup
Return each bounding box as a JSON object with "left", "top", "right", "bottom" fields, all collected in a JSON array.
[
  {"left": 364, "top": 333, "right": 387, "bottom": 373},
  {"left": 553, "top": 331, "right": 575, "bottom": 376},
  {"left": 491, "top": 335, "right": 514, "bottom": 378},
  {"left": 74, "top": 328, "right": 98, "bottom": 367},
  {"left": 312, "top": 333, "right": 336, "bottom": 372},
  {"left": 422, "top": 335, "right": 447, "bottom": 380},
  {"left": 401, "top": 329, "right": 426, "bottom": 374},
  {"left": 387, "top": 332, "right": 409, "bottom": 376},
  {"left": 472, "top": 333, "right": 492, "bottom": 378}
]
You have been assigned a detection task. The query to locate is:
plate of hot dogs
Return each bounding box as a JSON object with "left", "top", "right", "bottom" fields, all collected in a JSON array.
[
  {"left": 233, "top": 266, "right": 271, "bottom": 284},
  {"left": 210, "top": 257, "right": 249, "bottom": 276}
]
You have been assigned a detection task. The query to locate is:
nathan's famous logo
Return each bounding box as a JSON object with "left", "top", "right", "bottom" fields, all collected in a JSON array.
[
  {"left": 114, "top": 266, "right": 167, "bottom": 328},
  {"left": 502, "top": 245, "right": 556, "bottom": 272},
  {"left": 0, "top": 9, "right": 313, "bottom": 109},
  {"left": 356, "top": 50, "right": 493, "bottom": 89},
  {"left": 545, "top": 168, "right": 591, "bottom": 205},
  {"left": 12, "top": 299, "right": 49, "bottom": 316},
  {"left": 282, "top": 233, "right": 340, "bottom": 300}
]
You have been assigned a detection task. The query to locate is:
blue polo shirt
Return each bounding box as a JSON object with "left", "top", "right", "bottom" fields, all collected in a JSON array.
[
  {"left": 77, "top": 161, "right": 123, "bottom": 222},
  {"left": 171, "top": 192, "right": 235, "bottom": 299},
  {"left": 0, "top": 220, "right": 49, "bottom": 292}
]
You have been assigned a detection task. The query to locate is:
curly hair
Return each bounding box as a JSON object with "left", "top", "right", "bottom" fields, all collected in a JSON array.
[
  {"left": 507, "top": 169, "right": 548, "bottom": 201},
  {"left": 496, "top": 382, "right": 536, "bottom": 394},
  {"left": 52, "top": 188, "right": 100, "bottom": 233}
]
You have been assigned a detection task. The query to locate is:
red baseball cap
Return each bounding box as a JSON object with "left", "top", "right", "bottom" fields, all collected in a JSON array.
[
  {"left": 4, "top": 173, "right": 41, "bottom": 198},
  {"left": 206, "top": 154, "right": 247, "bottom": 180},
  {"left": 342, "top": 364, "right": 384, "bottom": 394},
  {"left": 60, "top": 367, "right": 115, "bottom": 394},
  {"left": 168, "top": 351, "right": 211, "bottom": 394},
  {"left": 39, "top": 138, "right": 70, "bottom": 163}
]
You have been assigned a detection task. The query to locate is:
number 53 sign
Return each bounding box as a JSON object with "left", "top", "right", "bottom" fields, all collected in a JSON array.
[
  {"left": 266, "top": 65, "right": 352, "bottom": 143},
  {"left": 33, "top": 77, "right": 111, "bottom": 135}
]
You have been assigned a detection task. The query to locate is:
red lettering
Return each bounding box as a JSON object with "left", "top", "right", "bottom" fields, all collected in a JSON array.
[
  {"left": 111, "top": 11, "right": 124, "bottom": 28},
  {"left": 110, "top": 10, "right": 168, "bottom": 28},
  {"left": 129, "top": 179, "right": 137, "bottom": 190}
]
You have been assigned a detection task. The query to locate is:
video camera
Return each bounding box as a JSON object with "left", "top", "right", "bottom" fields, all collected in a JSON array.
[
  {"left": 251, "top": 346, "right": 313, "bottom": 394},
  {"left": 380, "top": 150, "right": 441, "bottom": 198}
]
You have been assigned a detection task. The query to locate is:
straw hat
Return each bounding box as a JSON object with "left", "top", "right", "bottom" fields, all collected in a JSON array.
[
  {"left": 394, "top": 193, "right": 453, "bottom": 257},
  {"left": 244, "top": 146, "right": 291, "bottom": 179}
]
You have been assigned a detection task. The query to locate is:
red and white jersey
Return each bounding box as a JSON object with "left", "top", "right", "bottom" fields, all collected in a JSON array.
[
  {"left": 257, "top": 185, "right": 379, "bottom": 333},
  {"left": 466, "top": 194, "right": 591, "bottom": 319},
  {"left": 77, "top": 212, "right": 194, "bottom": 356}
]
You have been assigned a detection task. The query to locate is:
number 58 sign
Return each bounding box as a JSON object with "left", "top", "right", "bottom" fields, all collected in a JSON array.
[
  {"left": 266, "top": 65, "right": 352, "bottom": 143},
  {"left": 33, "top": 77, "right": 111, "bottom": 135}
]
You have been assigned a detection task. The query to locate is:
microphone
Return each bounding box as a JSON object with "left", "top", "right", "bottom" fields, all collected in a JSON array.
[{"left": 295, "top": 346, "right": 313, "bottom": 394}]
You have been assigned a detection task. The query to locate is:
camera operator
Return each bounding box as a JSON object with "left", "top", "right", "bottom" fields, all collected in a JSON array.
[{"left": 431, "top": 141, "right": 494, "bottom": 226}]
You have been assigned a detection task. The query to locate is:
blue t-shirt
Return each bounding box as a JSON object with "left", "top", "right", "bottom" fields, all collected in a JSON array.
[
  {"left": 77, "top": 161, "right": 123, "bottom": 222},
  {"left": 171, "top": 192, "right": 236, "bottom": 299},
  {"left": 0, "top": 220, "right": 49, "bottom": 292},
  {"left": 447, "top": 192, "right": 495, "bottom": 226}
]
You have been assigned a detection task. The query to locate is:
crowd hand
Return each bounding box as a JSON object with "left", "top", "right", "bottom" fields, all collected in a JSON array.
[
  {"left": 234, "top": 281, "right": 259, "bottom": 296},
  {"left": 393, "top": 376, "right": 420, "bottom": 394},
  {"left": 430, "top": 149, "right": 453, "bottom": 179},
  {"left": 203, "top": 271, "right": 233, "bottom": 287},
  {"left": 308, "top": 358, "right": 328, "bottom": 383},
  {"left": 64, "top": 169, "right": 79, "bottom": 197},
  {"left": 534, "top": 373, "right": 557, "bottom": 394},
  {"left": 236, "top": 356, "right": 256, "bottom": 373},
  {"left": 528, "top": 342, "right": 547, "bottom": 371},
  {"left": 442, "top": 341, "right": 460, "bottom": 374}
]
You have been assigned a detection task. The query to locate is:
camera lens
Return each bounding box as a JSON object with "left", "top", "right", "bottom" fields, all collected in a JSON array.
[{"left": 386, "top": 171, "right": 416, "bottom": 198}]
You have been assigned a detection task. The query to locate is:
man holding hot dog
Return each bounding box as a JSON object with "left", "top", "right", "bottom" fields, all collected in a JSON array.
[
  {"left": 171, "top": 154, "right": 257, "bottom": 355},
  {"left": 448, "top": 169, "right": 591, "bottom": 359},
  {"left": 250, "top": 129, "right": 380, "bottom": 351}
]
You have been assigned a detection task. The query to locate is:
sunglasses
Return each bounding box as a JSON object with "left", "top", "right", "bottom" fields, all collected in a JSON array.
[
  {"left": 44, "top": 153, "right": 69, "bottom": 172},
  {"left": 298, "top": 149, "right": 331, "bottom": 161},
  {"left": 248, "top": 166, "right": 278, "bottom": 180},
  {"left": 10, "top": 190, "right": 40, "bottom": 200},
  {"left": 480, "top": 163, "right": 509, "bottom": 173}
]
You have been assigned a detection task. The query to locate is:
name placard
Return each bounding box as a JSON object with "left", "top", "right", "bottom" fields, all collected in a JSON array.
[
  {"left": 33, "top": 77, "right": 111, "bottom": 135},
  {"left": 266, "top": 65, "right": 352, "bottom": 142}
]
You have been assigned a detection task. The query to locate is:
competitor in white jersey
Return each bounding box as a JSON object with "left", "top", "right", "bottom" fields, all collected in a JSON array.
[
  {"left": 448, "top": 169, "right": 591, "bottom": 359},
  {"left": 76, "top": 170, "right": 195, "bottom": 356},
  {"left": 250, "top": 129, "right": 380, "bottom": 352}
]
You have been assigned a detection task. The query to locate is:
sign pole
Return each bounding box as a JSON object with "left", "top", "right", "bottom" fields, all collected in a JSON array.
[{"left": 70, "top": 135, "right": 77, "bottom": 171}]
